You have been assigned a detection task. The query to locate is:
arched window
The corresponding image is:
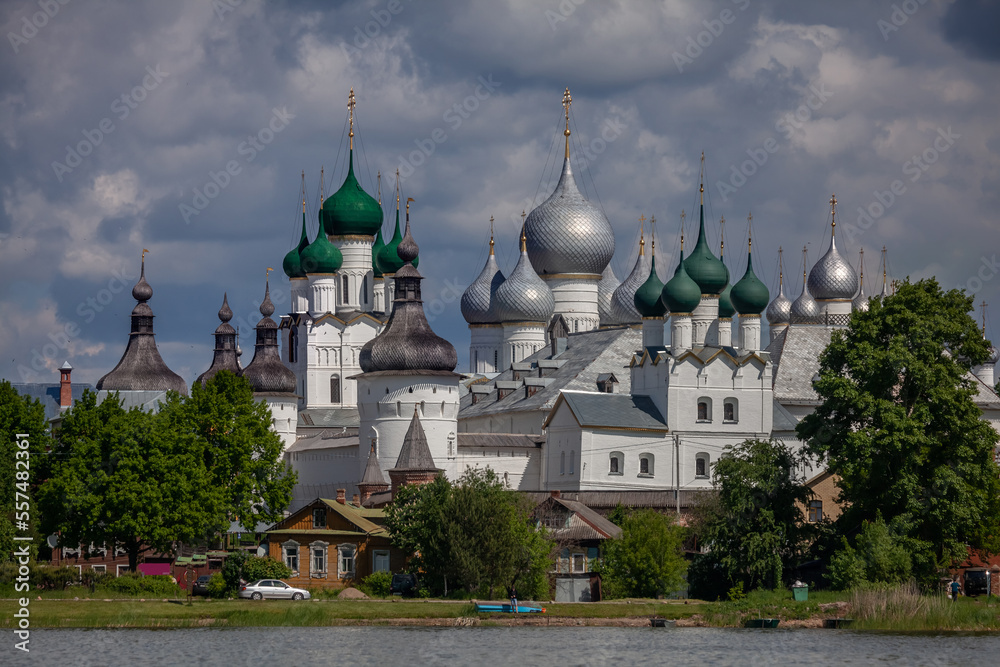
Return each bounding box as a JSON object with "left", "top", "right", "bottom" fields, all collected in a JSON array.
[
  {"left": 569, "top": 450, "right": 576, "bottom": 475},
  {"left": 609, "top": 452, "right": 623, "bottom": 475},
  {"left": 724, "top": 398, "right": 738, "bottom": 422},
  {"left": 697, "top": 397, "right": 712, "bottom": 422},
  {"left": 639, "top": 453, "right": 654, "bottom": 477},
  {"left": 289, "top": 327, "right": 297, "bottom": 363},
  {"left": 420, "top": 400, "right": 426, "bottom": 416},
  {"left": 342, "top": 275, "right": 349, "bottom": 299},
  {"left": 330, "top": 376, "right": 341, "bottom": 403},
  {"left": 362, "top": 275, "right": 368, "bottom": 303},
  {"left": 695, "top": 453, "right": 710, "bottom": 478},
  {"left": 395, "top": 401, "right": 401, "bottom": 417},
  {"left": 494, "top": 350, "right": 498, "bottom": 370},
  {"left": 560, "top": 451, "right": 566, "bottom": 475}
]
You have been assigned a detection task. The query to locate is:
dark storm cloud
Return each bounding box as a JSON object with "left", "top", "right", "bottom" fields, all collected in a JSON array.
[{"left": 1, "top": 0, "right": 999, "bottom": 385}]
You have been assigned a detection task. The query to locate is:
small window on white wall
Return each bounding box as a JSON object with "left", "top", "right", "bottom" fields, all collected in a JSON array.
[
  {"left": 697, "top": 397, "right": 712, "bottom": 422},
  {"left": 723, "top": 398, "right": 738, "bottom": 423},
  {"left": 609, "top": 452, "right": 623, "bottom": 475},
  {"left": 639, "top": 453, "right": 654, "bottom": 477},
  {"left": 696, "top": 453, "right": 710, "bottom": 478}
]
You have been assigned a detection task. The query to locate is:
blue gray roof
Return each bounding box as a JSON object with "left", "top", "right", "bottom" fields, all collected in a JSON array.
[
  {"left": 548, "top": 390, "right": 667, "bottom": 431},
  {"left": 10, "top": 383, "right": 92, "bottom": 420}
]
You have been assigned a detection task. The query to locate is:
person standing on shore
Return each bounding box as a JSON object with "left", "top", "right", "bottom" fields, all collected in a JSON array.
[
  {"left": 950, "top": 577, "right": 961, "bottom": 602},
  {"left": 508, "top": 584, "right": 518, "bottom": 614}
]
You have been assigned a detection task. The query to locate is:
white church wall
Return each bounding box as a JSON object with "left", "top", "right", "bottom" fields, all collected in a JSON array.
[
  {"left": 456, "top": 448, "right": 540, "bottom": 490},
  {"left": 459, "top": 410, "right": 547, "bottom": 435}
]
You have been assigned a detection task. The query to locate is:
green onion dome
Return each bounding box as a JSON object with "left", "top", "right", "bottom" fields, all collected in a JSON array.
[
  {"left": 661, "top": 251, "right": 702, "bottom": 314},
  {"left": 371, "top": 227, "right": 385, "bottom": 278},
  {"left": 321, "top": 150, "right": 383, "bottom": 237},
  {"left": 731, "top": 251, "right": 770, "bottom": 315},
  {"left": 377, "top": 206, "right": 419, "bottom": 275},
  {"left": 282, "top": 211, "right": 310, "bottom": 278},
  {"left": 634, "top": 253, "right": 666, "bottom": 318},
  {"left": 300, "top": 224, "right": 343, "bottom": 274},
  {"left": 684, "top": 204, "right": 729, "bottom": 295},
  {"left": 718, "top": 282, "right": 735, "bottom": 318}
]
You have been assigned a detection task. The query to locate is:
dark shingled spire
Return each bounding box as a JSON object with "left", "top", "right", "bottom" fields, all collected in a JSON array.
[
  {"left": 359, "top": 203, "right": 458, "bottom": 374},
  {"left": 240, "top": 277, "right": 296, "bottom": 394},
  {"left": 96, "top": 254, "right": 187, "bottom": 395},
  {"left": 391, "top": 407, "right": 439, "bottom": 472},
  {"left": 358, "top": 442, "right": 390, "bottom": 503},
  {"left": 196, "top": 293, "right": 242, "bottom": 386}
]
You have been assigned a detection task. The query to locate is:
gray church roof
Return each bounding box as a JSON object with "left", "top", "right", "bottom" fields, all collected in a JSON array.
[
  {"left": 765, "top": 324, "right": 837, "bottom": 403},
  {"left": 459, "top": 326, "right": 641, "bottom": 419},
  {"left": 10, "top": 383, "right": 92, "bottom": 420},
  {"left": 547, "top": 390, "right": 668, "bottom": 431}
]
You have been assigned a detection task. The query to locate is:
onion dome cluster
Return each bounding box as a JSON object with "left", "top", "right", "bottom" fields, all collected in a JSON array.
[
  {"left": 321, "top": 150, "right": 383, "bottom": 237},
  {"left": 359, "top": 211, "right": 457, "bottom": 374},
  {"left": 461, "top": 236, "right": 505, "bottom": 324},
  {"left": 494, "top": 230, "right": 555, "bottom": 323},
  {"left": 523, "top": 157, "right": 615, "bottom": 275},
  {"left": 282, "top": 212, "right": 311, "bottom": 279},
  {"left": 300, "top": 212, "right": 343, "bottom": 274}
]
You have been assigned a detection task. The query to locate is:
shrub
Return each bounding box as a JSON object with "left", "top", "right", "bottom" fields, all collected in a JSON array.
[
  {"left": 207, "top": 572, "right": 228, "bottom": 599},
  {"left": 32, "top": 565, "right": 78, "bottom": 590},
  {"left": 222, "top": 552, "right": 292, "bottom": 594},
  {"left": 359, "top": 571, "right": 392, "bottom": 598},
  {"left": 104, "top": 573, "right": 180, "bottom": 596},
  {"left": 829, "top": 517, "right": 912, "bottom": 590}
]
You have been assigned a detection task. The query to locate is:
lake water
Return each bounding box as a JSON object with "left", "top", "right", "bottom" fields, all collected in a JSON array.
[{"left": 9, "top": 627, "right": 999, "bottom": 666}]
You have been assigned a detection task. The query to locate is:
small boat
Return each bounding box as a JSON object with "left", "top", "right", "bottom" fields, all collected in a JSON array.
[
  {"left": 474, "top": 603, "right": 546, "bottom": 614},
  {"left": 744, "top": 618, "right": 780, "bottom": 628},
  {"left": 823, "top": 618, "right": 853, "bottom": 629},
  {"left": 650, "top": 617, "right": 676, "bottom": 628}
]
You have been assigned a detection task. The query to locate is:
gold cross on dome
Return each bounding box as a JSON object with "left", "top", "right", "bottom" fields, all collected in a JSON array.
[{"left": 348, "top": 88, "right": 356, "bottom": 147}]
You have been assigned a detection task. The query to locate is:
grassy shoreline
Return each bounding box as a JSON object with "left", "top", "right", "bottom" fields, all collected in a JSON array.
[{"left": 2, "top": 590, "right": 998, "bottom": 630}]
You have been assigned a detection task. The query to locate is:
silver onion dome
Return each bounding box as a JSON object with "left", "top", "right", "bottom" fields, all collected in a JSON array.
[
  {"left": 808, "top": 233, "right": 859, "bottom": 300},
  {"left": 610, "top": 239, "right": 649, "bottom": 325},
  {"left": 494, "top": 235, "right": 555, "bottom": 323},
  {"left": 766, "top": 284, "right": 792, "bottom": 326},
  {"left": 461, "top": 244, "right": 505, "bottom": 324},
  {"left": 524, "top": 157, "right": 615, "bottom": 275},
  {"left": 852, "top": 281, "right": 869, "bottom": 312},
  {"left": 598, "top": 263, "right": 621, "bottom": 325},
  {"left": 790, "top": 278, "right": 822, "bottom": 325}
]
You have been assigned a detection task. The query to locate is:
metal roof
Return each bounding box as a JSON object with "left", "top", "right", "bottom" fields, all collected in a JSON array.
[
  {"left": 457, "top": 433, "right": 545, "bottom": 449},
  {"left": 547, "top": 390, "right": 667, "bottom": 431}
]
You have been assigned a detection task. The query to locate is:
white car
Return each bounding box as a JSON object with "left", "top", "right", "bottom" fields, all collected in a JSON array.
[{"left": 238, "top": 579, "right": 311, "bottom": 600}]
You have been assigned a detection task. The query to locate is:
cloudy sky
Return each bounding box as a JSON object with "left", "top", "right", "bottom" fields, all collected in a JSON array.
[{"left": 2, "top": 0, "right": 999, "bottom": 386}]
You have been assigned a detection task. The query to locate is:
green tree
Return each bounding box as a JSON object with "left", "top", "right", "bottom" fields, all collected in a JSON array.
[
  {"left": 599, "top": 509, "right": 687, "bottom": 599},
  {"left": 384, "top": 469, "right": 551, "bottom": 598},
  {"left": 828, "top": 516, "right": 912, "bottom": 590},
  {"left": 0, "top": 381, "right": 50, "bottom": 562},
  {"left": 160, "top": 371, "right": 296, "bottom": 530},
  {"left": 692, "top": 439, "right": 813, "bottom": 594},
  {"left": 38, "top": 390, "right": 227, "bottom": 570},
  {"left": 797, "top": 279, "right": 1000, "bottom": 581}
]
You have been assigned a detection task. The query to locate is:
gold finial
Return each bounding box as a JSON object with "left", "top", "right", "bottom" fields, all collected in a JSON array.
[
  {"left": 747, "top": 212, "right": 753, "bottom": 251},
  {"left": 141, "top": 248, "right": 149, "bottom": 262},
  {"left": 301, "top": 170, "right": 306, "bottom": 213},
  {"left": 802, "top": 245, "right": 808, "bottom": 282},
  {"left": 320, "top": 165, "right": 325, "bottom": 203},
  {"left": 520, "top": 219, "right": 527, "bottom": 252},
  {"left": 650, "top": 215, "right": 656, "bottom": 256},
  {"left": 266, "top": 267, "right": 273, "bottom": 283},
  {"left": 562, "top": 87, "right": 572, "bottom": 159},
  {"left": 377, "top": 170, "right": 382, "bottom": 206},
  {"left": 638, "top": 215, "right": 645, "bottom": 256},
  {"left": 348, "top": 88, "right": 356, "bottom": 150},
  {"left": 395, "top": 169, "right": 400, "bottom": 208},
  {"left": 778, "top": 246, "right": 784, "bottom": 287},
  {"left": 406, "top": 196, "right": 414, "bottom": 218},
  {"left": 489, "top": 215, "right": 495, "bottom": 256},
  {"left": 830, "top": 193, "right": 837, "bottom": 234}
]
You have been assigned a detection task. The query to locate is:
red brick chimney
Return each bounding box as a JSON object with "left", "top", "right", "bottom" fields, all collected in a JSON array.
[
  {"left": 59, "top": 361, "right": 73, "bottom": 410},
  {"left": 550, "top": 490, "right": 561, "bottom": 498},
  {"left": 352, "top": 493, "right": 360, "bottom": 506},
  {"left": 336, "top": 488, "right": 346, "bottom": 505}
]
